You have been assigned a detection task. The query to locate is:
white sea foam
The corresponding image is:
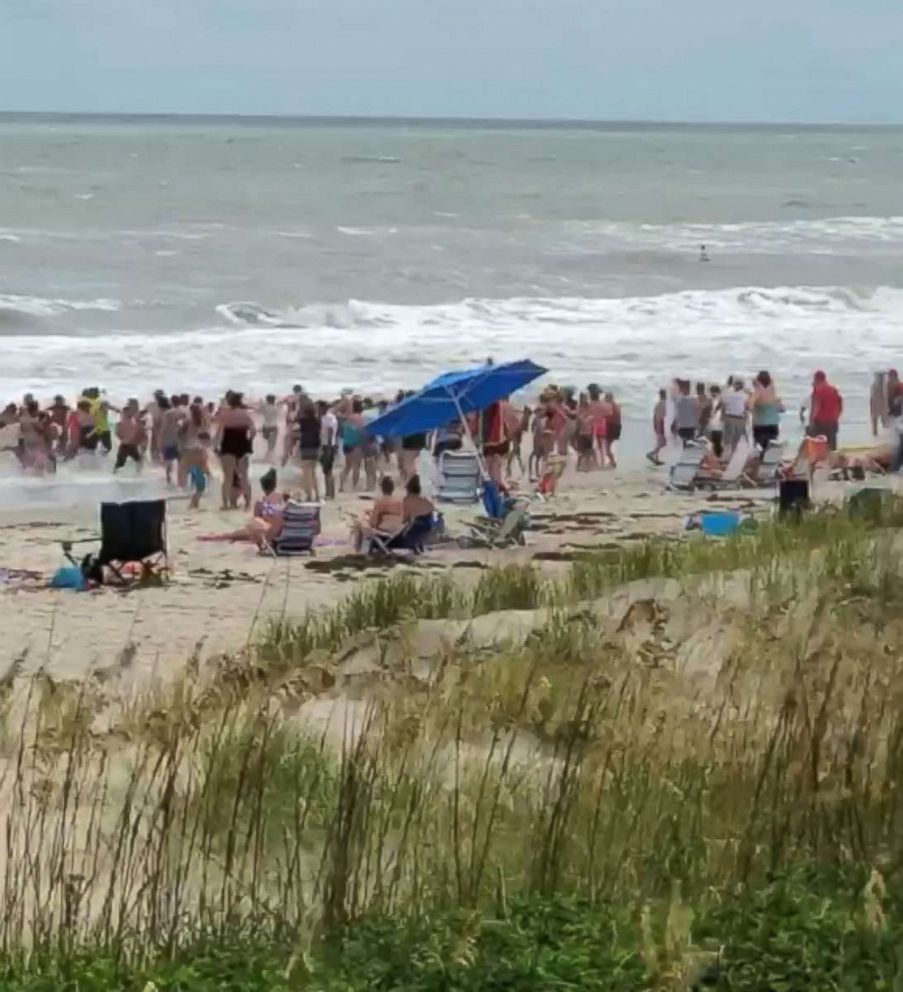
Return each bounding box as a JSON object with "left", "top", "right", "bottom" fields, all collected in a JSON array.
[
  {"left": 2, "top": 287, "right": 900, "bottom": 429},
  {"left": 564, "top": 215, "right": 903, "bottom": 254},
  {"left": 0, "top": 294, "right": 120, "bottom": 319}
]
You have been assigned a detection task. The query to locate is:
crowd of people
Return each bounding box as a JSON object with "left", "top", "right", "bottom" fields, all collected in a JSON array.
[
  {"left": 0, "top": 382, "right": 624, "bottom": 497},
  {"left": 648, "top": 367, "right": 903, "bottom": 475},
  {"left": 1, "top": 369, "right": 901, "bottom": 506},
  {"left": 648, "top": 371, "right": 797, "bottom": 464}
]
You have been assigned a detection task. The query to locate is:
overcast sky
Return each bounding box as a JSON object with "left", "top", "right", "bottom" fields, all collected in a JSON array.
[{"left": 2, "top": 0, "right": 902, "bottom": 122}]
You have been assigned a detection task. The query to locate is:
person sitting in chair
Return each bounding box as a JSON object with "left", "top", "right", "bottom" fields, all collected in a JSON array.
[
  {"left": 199, "top": 468, "right": 286, "bottom": 547},
  {"left": 351, "top": 475, "right": 403, "bottom": 551},
  {"left": 401, "top": 473, "right": 434, "bottom": 522}
]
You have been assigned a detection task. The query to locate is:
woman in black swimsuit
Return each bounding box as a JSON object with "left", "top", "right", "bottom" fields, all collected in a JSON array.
[{"left": 214, "top": 391, "right": 256, "bottom": 510}]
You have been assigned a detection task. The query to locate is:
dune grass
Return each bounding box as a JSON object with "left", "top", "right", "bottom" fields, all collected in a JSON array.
[
  {"left": 2, "top": 500, "right": 903, "bottom": 988},
  {"left": 259, "top": 496, "right": 903, "bottom": 670}
]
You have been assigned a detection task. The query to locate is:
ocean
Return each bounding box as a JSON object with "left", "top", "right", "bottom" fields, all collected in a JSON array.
[{"left": 2, "top": 114, "right": 902, "bottom": 439}]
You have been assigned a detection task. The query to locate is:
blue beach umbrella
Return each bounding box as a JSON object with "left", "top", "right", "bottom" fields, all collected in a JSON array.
[{"left": 365, "top": 359, "right": 547, "bottom": 438}]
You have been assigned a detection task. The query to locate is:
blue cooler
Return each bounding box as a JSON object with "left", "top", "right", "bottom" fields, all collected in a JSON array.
[{"left": 700, "top": 511, "right": 741, "bottom": 537}]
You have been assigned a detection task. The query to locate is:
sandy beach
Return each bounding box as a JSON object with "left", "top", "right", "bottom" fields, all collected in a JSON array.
[{"left": 0, "top": 458, "right": 745, "bottom": 683}]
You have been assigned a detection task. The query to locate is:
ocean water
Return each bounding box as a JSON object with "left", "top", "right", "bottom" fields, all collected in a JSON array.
[{"left": 2, "top": 115, "right": 902, "bottom": 437}]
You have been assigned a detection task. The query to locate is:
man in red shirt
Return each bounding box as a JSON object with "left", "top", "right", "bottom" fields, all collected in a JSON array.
[{"left": 808, "top": 370, "right": 843, "bottom": 450}]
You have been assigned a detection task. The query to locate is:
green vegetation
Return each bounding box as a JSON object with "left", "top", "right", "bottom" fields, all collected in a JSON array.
[
  {"left": 3, "top": 873, "right": 901, "bottom": 989},
  {"left": 261, "top": 498, "right": 903, "bottom": 667},
  {"left": 2, "top": 500, "right": 903, "bottom": 989}
]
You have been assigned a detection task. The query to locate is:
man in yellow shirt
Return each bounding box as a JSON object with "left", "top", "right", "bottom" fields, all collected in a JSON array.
[{"left": 81, "top": 387, "right": 114, "bottom": 454}]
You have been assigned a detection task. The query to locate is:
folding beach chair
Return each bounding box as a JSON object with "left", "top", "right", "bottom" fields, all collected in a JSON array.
[
  {"left": 371, "top": 513, "right": 437, "bottom": 556},
  {"left": 64, "top": 499, "right": 169, "bottom": 584},
  {"left": 696, "top": 441, "right": 752, "bottom": 490},
  {"left": 263, "top": 500, "right": 320, "bottom": 556},
  {"left": 750, "top": 441, "right": 786, "bottom": 487},
  {"left": 782, "top": 436, "right": 827, "bottom": 482},
  {"left": 436, "top": 450, "right": 482, "bottom": 504},
  {"left": 466, "top": 505, "right": 530, "bottom": 548},
  {"left": 666, "top": 442, "right": 708, "bottom": 492}
]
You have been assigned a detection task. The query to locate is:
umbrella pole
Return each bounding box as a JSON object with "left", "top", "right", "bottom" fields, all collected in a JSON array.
[{"left": 450, "top": 393, "right": 489, "bottom": 481}]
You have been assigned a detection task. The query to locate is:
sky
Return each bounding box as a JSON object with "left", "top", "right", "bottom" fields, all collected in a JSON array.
[{"left": 2, "top": 0, "right": 903, "bottom": 123}]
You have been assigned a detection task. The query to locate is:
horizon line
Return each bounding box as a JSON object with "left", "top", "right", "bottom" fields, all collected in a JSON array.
[{"left": 0, "top": 110, "right": 901, "bottom": 129}]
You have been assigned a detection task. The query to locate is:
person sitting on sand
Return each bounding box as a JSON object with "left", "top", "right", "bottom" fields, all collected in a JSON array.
[
  {"left": 198, "top": 468, "right": 286, "bottom": 547},
  {"left": 351, "top": 475, "right": 404, "bottom": 551}
]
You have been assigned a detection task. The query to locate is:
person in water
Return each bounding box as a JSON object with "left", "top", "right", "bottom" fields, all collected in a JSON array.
[
  {"left": 82, "top": 388, "right": 114, "bottom": 454},
  {"left": 113, "top": 399, "right": 146, "bottom": 473},
  {"left": 157, "top": 396, "right": 184, "bottom": 485}
]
